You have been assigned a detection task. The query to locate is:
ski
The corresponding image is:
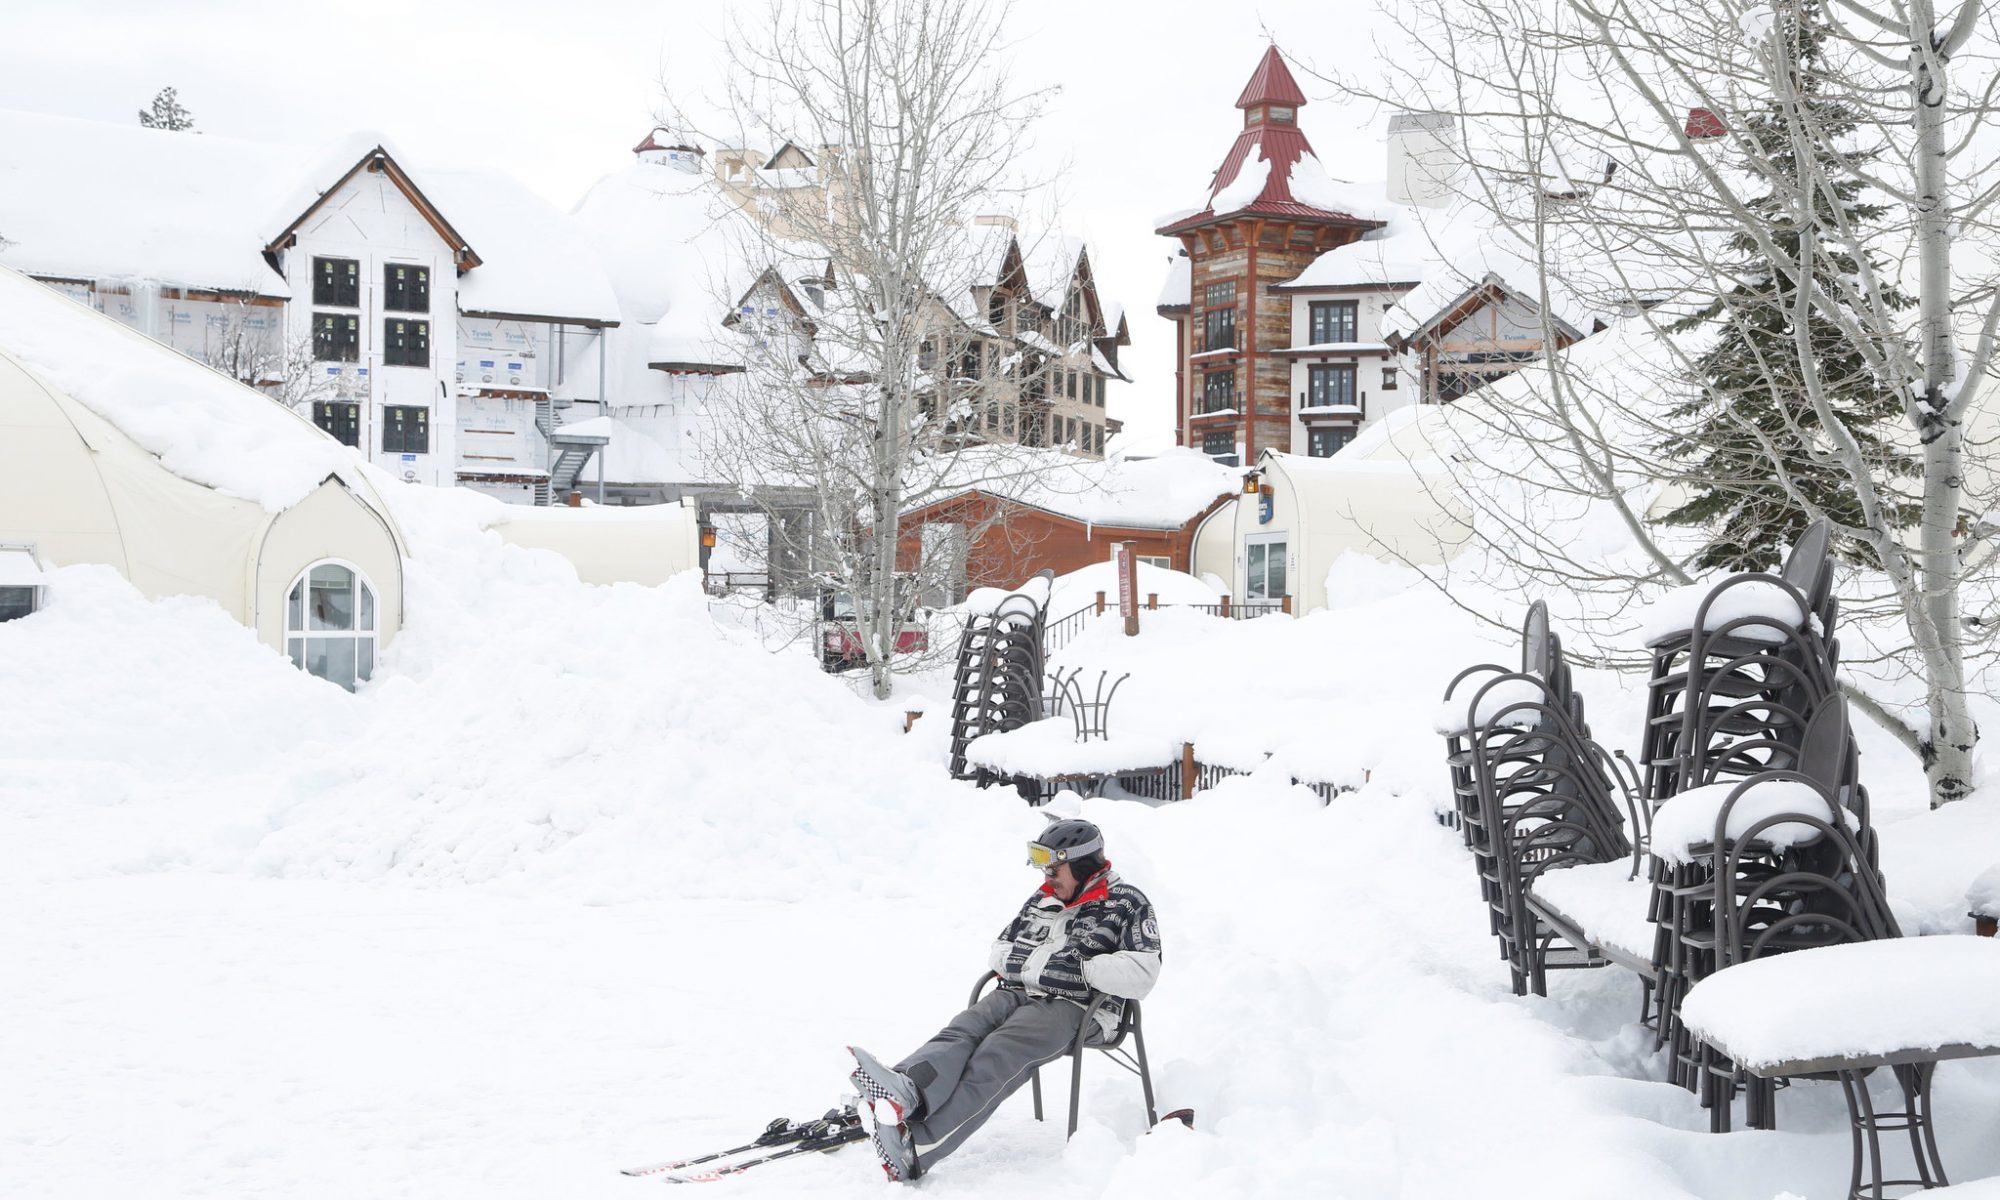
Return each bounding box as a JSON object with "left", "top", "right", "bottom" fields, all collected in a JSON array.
[
  {"left": 620, "top": 1109, "right": 852, "bottom": 1178},
  {"left": 659, "top": 1117, "right": 867, "bottom": 1184}
]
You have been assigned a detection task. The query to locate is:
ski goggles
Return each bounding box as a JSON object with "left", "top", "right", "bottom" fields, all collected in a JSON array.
[{"left": 1026, "top": 834, "right": 1102, "bottom": 871}]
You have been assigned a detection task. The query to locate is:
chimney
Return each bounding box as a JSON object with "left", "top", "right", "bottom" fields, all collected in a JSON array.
[{"left": 1386, "top": 112, "right": 1460, "bottom": 209}]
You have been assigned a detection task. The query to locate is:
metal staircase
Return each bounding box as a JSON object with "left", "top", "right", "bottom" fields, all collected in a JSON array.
[{"left": 533, "top": 397, "right": 609, "bottom": 505}]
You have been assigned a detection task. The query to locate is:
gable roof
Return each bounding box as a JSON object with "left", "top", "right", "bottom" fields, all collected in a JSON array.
[{"left": 263, "top": 137, "right": 481, "bottom": 270}]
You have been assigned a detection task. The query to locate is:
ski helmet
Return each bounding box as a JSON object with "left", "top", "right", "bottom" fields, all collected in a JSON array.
[{"left": 1027, "top": 818, "right": 1106, "bottom": 879}]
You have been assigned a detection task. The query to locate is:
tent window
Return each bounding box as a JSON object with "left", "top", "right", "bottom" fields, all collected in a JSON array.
[
  {"left": 286, "top": 562, "right": 377, "bottom": 692},
  {"left": 0, "top": 587, "right": 35, "bottom": 622},
  {"left": 313, "top": 257, "right": 360, "bottom": 307},
  {"left": 1246, "top": 538, "right": 1287, "bottom": 600}
]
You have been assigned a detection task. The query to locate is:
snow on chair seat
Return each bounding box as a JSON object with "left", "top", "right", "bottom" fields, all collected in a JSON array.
[
  {"left": 1648, "top": 778, "right": 1837, "bottom": 866},
  {"left": 1527, "top": 859, "right": 1658, "bottom": 974},
  {"left": 1680, "top": 936, "right": 2000, "bottom": 1077},
  {"left": 1431, "top": 673, "right": 1548, "bottom": 737},
  {"left": 1637, "top": 577, "right": 1813, "bottom": 647}
]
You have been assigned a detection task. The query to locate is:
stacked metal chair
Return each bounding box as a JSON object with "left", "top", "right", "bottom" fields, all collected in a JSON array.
[
  {"left": 1632, "top": 522, "right": 1897, "bottom": 1128},
  {"left": 1446, "top": 603, "right": 1635, "bottom": 996},
  {"left": 946, "top": 571, "right": 1054, "bottom": 792}
]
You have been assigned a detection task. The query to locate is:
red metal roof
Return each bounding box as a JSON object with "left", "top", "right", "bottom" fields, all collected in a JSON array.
[
  {"left": 1235, "top": 45, "right": 1308, "bottom": 109},
  {"left": 1684, "top": 107, "right": 1727, "bottom": 140}
]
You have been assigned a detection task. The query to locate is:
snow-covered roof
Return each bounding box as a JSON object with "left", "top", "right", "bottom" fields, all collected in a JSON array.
[
  {"left": 0, "top": 109, "right": 310, "bottom": 296},
  {"left": 1157, "top": 49, "right": 1386, "bottom": 236},
  {"left": 1157, "top": 257, "right": 1191, "bottom": 311},
  {"left": 424, "top": 170, "right": 622, "bottom": 326},
  {"left": 914, "top": 446, "right": 1241, "bottom": 530},
  {"left": 0, "top": 263, "right": 355, "bottom": 511},
  {"left": 0, "top": 110, "right": 624, "bottom": 326}
]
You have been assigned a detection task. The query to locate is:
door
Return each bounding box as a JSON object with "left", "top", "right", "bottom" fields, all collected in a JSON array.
[{"left": 1245, "top": 536, "right": 1287, "bottom": 601}]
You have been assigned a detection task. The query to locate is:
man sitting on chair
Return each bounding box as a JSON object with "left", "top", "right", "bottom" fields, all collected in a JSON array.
[{"left": 848, "top": 816, "right": 1162, "bottom": 1182}]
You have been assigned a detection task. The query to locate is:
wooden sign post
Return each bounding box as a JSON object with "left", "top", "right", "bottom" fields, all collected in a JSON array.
[{"left": 1116, "top": 541, "right": 1139, "bottom": 636}]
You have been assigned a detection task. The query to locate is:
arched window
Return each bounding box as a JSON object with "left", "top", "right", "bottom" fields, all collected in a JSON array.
[{"left": 285, "top": 561, "right": 377, "bottom": 691}]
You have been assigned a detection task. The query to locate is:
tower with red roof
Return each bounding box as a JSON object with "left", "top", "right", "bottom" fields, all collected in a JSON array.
[{"left": 1156, "top": 45, "right": 1384, "bottom": 462}]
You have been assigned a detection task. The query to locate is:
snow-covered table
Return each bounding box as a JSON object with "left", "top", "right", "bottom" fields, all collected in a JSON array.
[
  {"left": 962, "top": 720, "right": 1177, "bottom": 800},
  {"left": 1680, "top": 937, "right": 2000, "bottom": 1200},
  {"left": 1525, "top": 859, "right": 1659, "bottom": 980}
]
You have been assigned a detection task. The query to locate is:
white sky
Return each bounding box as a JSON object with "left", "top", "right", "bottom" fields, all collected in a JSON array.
[{"left": 1, "top": 0, "right": 1408, "bottom": 450}]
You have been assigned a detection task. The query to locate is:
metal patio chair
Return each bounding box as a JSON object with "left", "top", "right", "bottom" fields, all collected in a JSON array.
[{"left": 969, "top": 971, "right": 1158, "bottom": 1138}]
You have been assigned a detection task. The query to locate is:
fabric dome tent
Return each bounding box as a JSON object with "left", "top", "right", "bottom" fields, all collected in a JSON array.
[{"left": 0, "top": 266, "right": 406, "bottom": 689}]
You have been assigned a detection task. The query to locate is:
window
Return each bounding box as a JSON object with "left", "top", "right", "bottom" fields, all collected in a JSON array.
[
  {"left": 1203, "top": 370, "right": 1236, "bottom": 412},
  {"left": 383, "top": 264, "right": 430, "bottom": 313},
  {"left": 1201, "top": 429, "right": 1237, "bottom": 466},
  {"left": 987, "top": 292, "right": 1008, "bottom": 329},
  {"left": 1246, "top": 538, "right": 1287, "bottom": 600},
  {"left": 1382, "top": 367, "right": 1399, "bottom": 391},
  {"left": 313, "top": 401, "right": 361, "bottom": 447},
  {"left": 1203, "top": 281, "right": 1237, "bottom": 352},
  {"left": 1138, "top": 555, "right": 1172, "bottom": 570},
  {"left": 0, "top": 586, "right": 33, "bottom": 622},
  {"left": 313, "top": 312, "right": 359, "bottom": 362},
  {"left": 383, "top": 318, "right": 430, "bottom": 367},
  {"left": 1308, "top": 364, "right": 1357, "bottom": 408},
  {"left": 313, "top": 257, "right": 359, "bottom": 307},
  {"left": 381, "top": 405, "right": 430, "bottom": 454},
  {"left": 1066, "top": 371, "right": 1077, "bottom": 400},
  {"left": 286, "top": 561, "right": 377, "bottom": 692},
  {"left": 1307, "top": 427, "right": 1353, "bottom": 458},
  {"left": 961, "top": 343, "right": 982, "bottom": 379},
  {"left": 1269, "top": 105, "right": 1296, "bottom": 124},
  {"left": 1309, "top": 300, "right": 1358, "bottom": 345}
]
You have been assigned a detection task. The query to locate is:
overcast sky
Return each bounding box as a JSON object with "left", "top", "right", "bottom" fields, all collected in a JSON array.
[{"left": 2, "top": 0, "right": 1408, "bottom": 450}]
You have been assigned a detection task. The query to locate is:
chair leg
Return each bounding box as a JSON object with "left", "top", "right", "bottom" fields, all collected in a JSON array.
[
  {"left": 1131, "top": 1014, "right": 1158, "bottom": 1128},
  {"left": 1068, "top": 1047, "right": 1085, "bottom": 1139},
  {"left": 1031, "top": 1067, "right": 1043, "bottom": 1122}
]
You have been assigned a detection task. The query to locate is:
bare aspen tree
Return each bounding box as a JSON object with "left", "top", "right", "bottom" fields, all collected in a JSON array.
[
  {"left": 684, "top": 0, "right": 1097, "bottom": 698},
  {"left": 1328, "top": 0, "right": 2000, "bottom": 804}
]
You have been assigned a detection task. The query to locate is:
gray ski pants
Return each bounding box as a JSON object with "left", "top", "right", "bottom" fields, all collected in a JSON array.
[{"left": 894, "top": 986, "right": 1103, "bottom": 1170}]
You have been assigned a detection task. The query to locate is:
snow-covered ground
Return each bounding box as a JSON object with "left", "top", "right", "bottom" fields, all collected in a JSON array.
[{"left": 6, "top": 480, "right": 1999, "bottom": 1198}]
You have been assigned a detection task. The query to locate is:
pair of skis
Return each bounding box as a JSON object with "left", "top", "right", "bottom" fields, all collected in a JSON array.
[
  {"left": 620, "top": 1107, "right": 866, "bottom": 1184},
  {"left": 621, "top": 1105, "right": 1195, "bottom": 1185}
]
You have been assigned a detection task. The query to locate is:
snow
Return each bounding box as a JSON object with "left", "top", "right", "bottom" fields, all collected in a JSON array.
[
  {"left": 1635, "top": 577, "right": 1808, "bottom": 645},
  {"left": 551, "top": 415, "right": 613, "bottom": 438},
  {"left": 1291, "top": 341, "right": 1392, "bottom": 354},
  {"left": 8, "top": 424, "right": 2000, "bottom": 1197},
  {"left": 964, "top": 721, "right": 1177, "bottom": 777},
  {"left": 0, "top": 544, "right": 46, "bottom": 588},
  {"left": 0, "top": 108, "right": 308, "bottom": 295},
  {"left": 1431, "top": 674, "right": 1548, "bottom": 736},
  {"left": 1047, "top": 560, "right": 1221, "bottom": 618},
  {"left": 1970, "top": 864, "right": 2000, "bottom": 918},
  {"left": 922, "top": 447, "right": 1240, "bottom": 531},
  {"left": 424, "top": 169, "right": 622, "bottom": 325},
  {"left": 1679, "top": 937, "right": 2000, "bottom": 1072},
  {"left": 1286, "top": 153, "right": 1389, "bottom": 222},
  {"left": 1158, "top": 256, "right": 1192, "bottom": 308},
  {"left": 1647, "top": 779, "right": 1836, "bottom": 865},
  {"left": 1210, "top": 151, "right": 1272, "bottom": 217},
  {"left": 0, "top": 264, "right": 356, "bottom": 511},
  {"left": 1527, "top": 860, "right": 1655, "bottom": 964}
]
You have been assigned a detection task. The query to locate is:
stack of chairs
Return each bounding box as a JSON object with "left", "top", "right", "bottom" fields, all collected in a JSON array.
[
  {"left": 1651, "top": 698, "right": 1899, "bottom": 1129},
  {"left": 1443, "top": 603, "right": 1635, "bottom": 996},
  {"left": 946, "top": 571, "right": 1053, "bottom": 786},
  {"left": 1632, "top": 522, "right": 1896, "bottom": 1126}
]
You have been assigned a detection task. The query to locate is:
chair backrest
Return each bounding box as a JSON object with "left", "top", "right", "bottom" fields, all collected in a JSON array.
[
  {"left": 1781, "top": 519, "right": 1831, "bottom": 598},
  {"left": 1521, "top": 601, "right": 1551, "bottom": 675}
]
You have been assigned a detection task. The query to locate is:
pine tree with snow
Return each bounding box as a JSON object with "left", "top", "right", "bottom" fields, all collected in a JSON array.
[
  {"left": 1655, "top": 0, "right": 1917, "bottom": 571},
  {"left": 138, "top": 87, "right": 196, "bottom": 131}
]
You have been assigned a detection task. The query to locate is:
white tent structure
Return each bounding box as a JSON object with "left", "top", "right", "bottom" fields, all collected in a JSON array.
[
  {"left": 485, "top": 502, "right": 702, "bottom": 587},
  {"left": 1192, "top": 419, "right": 1472, "bottom": 614},
  {"left": 0, "top": 265, "right": 406, "bottom": 689}
]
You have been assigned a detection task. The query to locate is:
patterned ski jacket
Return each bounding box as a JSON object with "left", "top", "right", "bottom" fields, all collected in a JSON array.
[{"left": 987, "top": 865, "right": 1161, "bottom": 1033}]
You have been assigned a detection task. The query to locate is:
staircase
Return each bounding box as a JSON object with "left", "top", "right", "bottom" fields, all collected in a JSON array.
[{"left": 534, "top": 398, "right": 609, "bottom": 505}]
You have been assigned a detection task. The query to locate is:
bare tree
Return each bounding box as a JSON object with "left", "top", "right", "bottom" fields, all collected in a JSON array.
[
  {"left": 1328, "top": 0, "right": 2000, "bottom": 804},
  {"left": 138, "top": 86, "right": 196, "bottom": 131},
  {"left": 682, "top": 0, "right": 1098, "bottom": 698},
  {"left": 200, "top": 295, "right": 341, "bottom": 414}
]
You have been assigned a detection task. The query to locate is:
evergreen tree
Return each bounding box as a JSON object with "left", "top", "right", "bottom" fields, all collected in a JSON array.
[
  {"left": 138, "top": 87, "right": 196, "bottom": 131},
  {"left": 1656, "top": 0, "right": 1917, "bottom": 571}
]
